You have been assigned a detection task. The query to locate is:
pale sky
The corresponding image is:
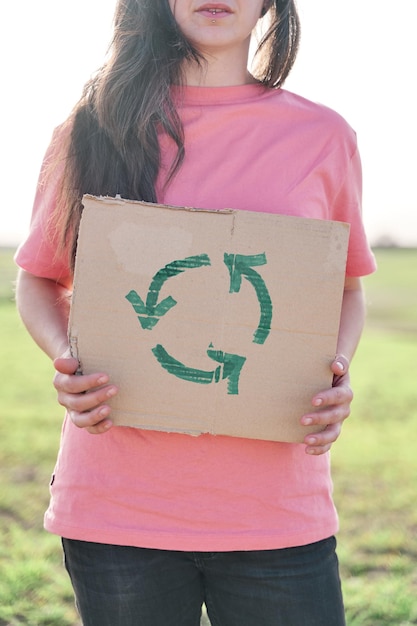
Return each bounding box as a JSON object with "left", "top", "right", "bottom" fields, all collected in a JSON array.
[{"left": 1, "top": 0, "right": 416, "bottom": 246}]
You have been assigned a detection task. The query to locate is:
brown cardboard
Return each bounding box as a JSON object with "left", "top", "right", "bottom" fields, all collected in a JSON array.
[{"left": 69, "top": 195, "right": 350, "bottom": 443}]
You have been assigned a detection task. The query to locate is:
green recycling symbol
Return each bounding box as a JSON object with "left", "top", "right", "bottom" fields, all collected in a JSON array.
[{"left": 125, "top": 252, "right": 272, "bottom": 395}]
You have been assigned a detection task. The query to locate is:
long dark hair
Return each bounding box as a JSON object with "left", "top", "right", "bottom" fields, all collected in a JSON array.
[{"left": 54, "top": 0, "right": 300, "bottom": 270}]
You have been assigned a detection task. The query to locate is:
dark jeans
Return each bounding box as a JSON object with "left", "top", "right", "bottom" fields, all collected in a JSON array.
[{"left": 62, "top": 536, "right": 346, "bottom": 626}]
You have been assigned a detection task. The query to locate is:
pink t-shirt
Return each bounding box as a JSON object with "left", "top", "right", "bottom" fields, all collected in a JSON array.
[{"left": 15, "top": 84, "right": 376, "bottom": 551}]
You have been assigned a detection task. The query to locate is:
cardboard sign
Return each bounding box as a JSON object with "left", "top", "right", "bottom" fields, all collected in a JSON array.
[{"left": 69, "top": 195, "right": 350, "bottom": 443}]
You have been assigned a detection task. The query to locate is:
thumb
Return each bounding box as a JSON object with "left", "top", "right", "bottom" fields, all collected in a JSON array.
[
  {"left": 331, "top": 354, "right": 350, "bottom": 377},
  {"left": 53, "top": 355, "right": 80, "bottom": 375}
]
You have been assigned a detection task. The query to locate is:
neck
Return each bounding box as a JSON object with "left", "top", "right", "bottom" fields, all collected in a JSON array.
[{"left": 182, "top": 43, "right": 256, "bottom": 87}]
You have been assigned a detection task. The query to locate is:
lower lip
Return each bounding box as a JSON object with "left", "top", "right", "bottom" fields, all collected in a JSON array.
[{"left": 198, "top": 10, "right": 231, "bottom": 19}]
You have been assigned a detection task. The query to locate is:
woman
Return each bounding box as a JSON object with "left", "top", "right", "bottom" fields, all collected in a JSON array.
[{"left": 15, "top": 1, "right": 376, "bottom": 624}]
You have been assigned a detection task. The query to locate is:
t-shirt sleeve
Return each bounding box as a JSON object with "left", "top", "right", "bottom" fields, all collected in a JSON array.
[
  {"left": 14, "top": 126, "right": 73, "bottom": 289},
  {"left": 332, "top": 145, "right": 376, "bottom": 277}
]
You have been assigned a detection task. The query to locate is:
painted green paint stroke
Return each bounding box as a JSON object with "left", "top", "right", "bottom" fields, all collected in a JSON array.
[
  {"left": 224, "top": 253, "right": 273, "bottom": 345},
  {"left": 152, "top": 343, "right": 247, "bottom": 395},
  {"left": 126, "top": 254, "right": 211, "bottom": 330}
]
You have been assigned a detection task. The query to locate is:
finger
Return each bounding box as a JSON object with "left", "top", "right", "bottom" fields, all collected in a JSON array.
[
  {"left": 53, "top": 370, "right": 111, "bottom": 395},
  {"left": 85, "top": 420, "right": 114, "bottom": 435},
  {"left": 301, "top": 402, "right": 351, "bottom": 431},
  {"left": 68, "top": 404, "right": 114, "bottom": 434},
  {"left": 304, "top": 423, "right": 342, "bottom": 455},
  {"left": 310, "top": 383, "right": 353, "bottom": 412},
  {"left": 331, "top": 354, "right": 350, "bottom": 378},
  {"left": 58, "top": 382, "right": 118, "bottom": 413},
  {"left": 53, "top": 356, "right": 80, "bottom": 376}
]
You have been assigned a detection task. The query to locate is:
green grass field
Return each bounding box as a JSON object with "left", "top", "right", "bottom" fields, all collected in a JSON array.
[{"left": 1, "top": 247, "right": 416, "bottom": 625}]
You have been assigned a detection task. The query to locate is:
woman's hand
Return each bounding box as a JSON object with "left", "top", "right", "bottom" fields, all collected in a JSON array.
[
  {"left": 53, "top": 351, "right": 118, "bottom": 435},
  {"left": 301, "top": 354, "right": 353, "bottom": 455}
]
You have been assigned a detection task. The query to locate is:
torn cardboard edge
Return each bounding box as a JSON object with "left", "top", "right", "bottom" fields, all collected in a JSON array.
[{"left": 69, "top": 195, "right": 350, "bottom": 443}]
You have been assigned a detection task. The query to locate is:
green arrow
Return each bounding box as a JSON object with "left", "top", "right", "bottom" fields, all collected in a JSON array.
[
  {"left": 152, "top": 343, "right": 246, "bottom": 395},
  {"left": 206, "top": 344, "right": 247, "bottom": 395},
  {"left": 224, "top": 252, "right": 273, "bottom": 345},
  {"left": 126, "top": 254, "right": 211, "bottom": 330}
]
